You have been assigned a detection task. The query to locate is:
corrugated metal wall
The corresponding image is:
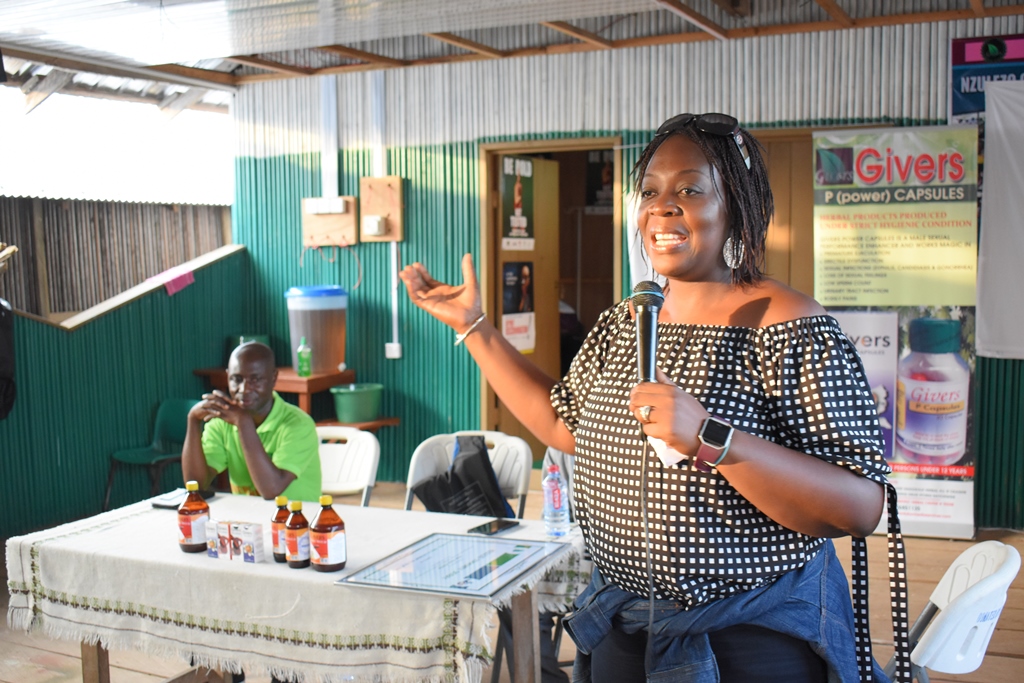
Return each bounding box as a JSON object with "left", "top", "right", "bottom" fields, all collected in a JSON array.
[
  {"left": 0, "top": 250, "right": 249, "bottom": 537},
  {"left": 0, "top": 198, "right": 39, "bottom": 313},
  {"left": 226, "top": 14, "right": 1023, "bottom": 527},
  {"left": 976, "top": 358, "right": 1024, "bottom": 528},
  {"left": 0, "top": 196, "right": 225, "bottom": 316}
]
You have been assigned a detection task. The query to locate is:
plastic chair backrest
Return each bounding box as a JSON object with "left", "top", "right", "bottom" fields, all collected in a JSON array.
[
  {"left": 404, "top": 434, "right": 458, "bottom": 510},
  {"left": 455, "top": 430, "right": 533, "bottom": 518},
  {"left": 152, "top": 399, "right": 200, "bottom": 452},
  {"left": 404, "top": 431, "right": 533, "bottom": 517},
  {"left": 316, "top": 426, "right": 380, "bottom": 506},
  {"left": 912, "top": 540, "right": 1021, "bottom": 674}
]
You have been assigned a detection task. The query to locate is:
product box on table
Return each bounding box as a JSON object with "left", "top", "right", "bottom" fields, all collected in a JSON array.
[{"left": 202, "top": 520, "right": 264, "bottom": 563}]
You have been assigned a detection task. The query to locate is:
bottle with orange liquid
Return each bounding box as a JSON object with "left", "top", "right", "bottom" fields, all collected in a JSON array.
[
  {"left": 285, "top": 500, "right": 310, "bottom": 569},
  {"left": 310, "top": 495, "right": 346, "bottom": 572},
  {"left": 177, "top": 480, "right": 209, "bottom": 553},
  {"left": 271, "top": 495, "right": 289, "bottom": 563}
]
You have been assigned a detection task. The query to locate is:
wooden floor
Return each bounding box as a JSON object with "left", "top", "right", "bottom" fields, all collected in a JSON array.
[{"left": 3, "top": 473, "right": 1022, "bottom": 683}]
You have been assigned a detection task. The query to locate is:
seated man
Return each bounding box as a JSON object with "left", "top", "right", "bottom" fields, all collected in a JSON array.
[{"left": 183, "top": 341, "right": 321, "bottom": 500}]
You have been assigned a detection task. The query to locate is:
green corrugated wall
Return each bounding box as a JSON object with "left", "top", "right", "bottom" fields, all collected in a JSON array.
[
  {"left": 975, "top": 357, "right": 1024, "bottom": 528},
  {"left": 0, "top": 250, "right": 249, "bottom": 537},
  {"left": 233, "top": 143, "right": 486, "bottom": 482}
]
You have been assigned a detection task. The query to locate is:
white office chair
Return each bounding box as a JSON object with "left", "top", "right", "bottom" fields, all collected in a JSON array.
[
  {"left": 404, "top": 431, "right": 533, "bottom": 518},
  {"left": 884, "top": 539, "right": 1021, "bottom": 682},
  {"left": 316, "top": 426, "right": 380, "bottom": 507}
]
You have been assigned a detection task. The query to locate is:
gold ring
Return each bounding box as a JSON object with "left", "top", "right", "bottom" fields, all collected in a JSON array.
[{"left": 638, "top": 405, "right": 653, "bottom": 423}]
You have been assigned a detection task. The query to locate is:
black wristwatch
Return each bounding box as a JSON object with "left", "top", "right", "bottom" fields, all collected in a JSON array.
[{"left": 694, "top": 416, "right": 734, "bottom": 473}]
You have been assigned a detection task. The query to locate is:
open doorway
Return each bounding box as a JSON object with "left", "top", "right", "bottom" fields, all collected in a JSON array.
[{"left": 478, "top": 138, "right": 623, "bottom": 461}]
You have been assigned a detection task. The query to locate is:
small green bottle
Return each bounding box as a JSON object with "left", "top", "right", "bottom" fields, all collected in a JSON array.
[{"left": 297, "top": 336, "right": 312, "bottom": 377}]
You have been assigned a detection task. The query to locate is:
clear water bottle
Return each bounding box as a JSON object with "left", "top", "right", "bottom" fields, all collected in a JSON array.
[{"left": 542, "top": 464, "right": 570, "bottom": 537}]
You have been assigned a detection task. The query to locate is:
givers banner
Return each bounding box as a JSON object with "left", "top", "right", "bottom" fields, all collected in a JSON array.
[
  {"left": 813, "top": 126, "right": 978, "bottom": 308},
  {"left": 815, "top": 126, "right": 979, "bottom": 539}
]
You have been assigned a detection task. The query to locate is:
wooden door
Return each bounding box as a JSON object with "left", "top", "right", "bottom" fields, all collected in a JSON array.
[
  {"left": 759, "top": 132, "right": 815, "bottom": 295},
  {"left": 492, "top": 155, "right": 560, "bottom": 462}
]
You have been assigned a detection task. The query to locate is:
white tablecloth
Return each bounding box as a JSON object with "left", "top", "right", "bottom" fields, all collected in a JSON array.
[{"left": 7, "top": 495, "right": 588, "bottom": 683}]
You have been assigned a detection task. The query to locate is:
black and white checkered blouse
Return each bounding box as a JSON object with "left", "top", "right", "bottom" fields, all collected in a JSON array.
[{"left": 551, "top": 300, "right": 891, "bottom": 606}]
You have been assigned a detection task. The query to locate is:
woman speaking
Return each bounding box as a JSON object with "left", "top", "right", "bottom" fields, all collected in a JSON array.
[{"left": 400, "top": 113, "right": 896, "bottom": 683}]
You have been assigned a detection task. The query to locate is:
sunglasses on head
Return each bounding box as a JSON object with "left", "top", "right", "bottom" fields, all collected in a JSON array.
[{"left": 655, "top": 113, "right": 751, "bottom": 170}]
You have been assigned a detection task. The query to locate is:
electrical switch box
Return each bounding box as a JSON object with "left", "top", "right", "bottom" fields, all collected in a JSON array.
[{"left": 362, "top": 215, "right": 386, "bottom": 237}]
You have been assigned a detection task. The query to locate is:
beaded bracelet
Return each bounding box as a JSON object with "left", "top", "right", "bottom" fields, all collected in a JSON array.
[{"left": 454, "top": 313, "right": 487, "bottom": 346}]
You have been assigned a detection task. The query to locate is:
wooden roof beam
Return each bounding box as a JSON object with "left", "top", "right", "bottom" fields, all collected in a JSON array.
[
  {"left": 224, "top": 54, "right": 314, "bottom": 76},
  {"left": 424, "top": 32, "right": 505, "bottom": 58},
  {"left": 969, "top": 0, "right": 987, "bottom": 16},
  {"left": 654, "top": 0, "right": 729, "bottom": 41},
  {"left": 147, "top": 63, "right": 236, "bottom": 87},
  {"left": 318, "top": 45, "right": 409, "bottom": 67},
  {"left": 540, "top": 21, "right": 613, "bottom": 49},
  {"left": 814, "top": 0, "right": 854, "bottom": 27},
  {"left": 711, "top": 0, "right": 751, "bottom": 17},
  {"left": 0, "top": 43, "right": 237, "bottom": 91}
]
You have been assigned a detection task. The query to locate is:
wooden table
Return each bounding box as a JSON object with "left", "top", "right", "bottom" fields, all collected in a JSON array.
[
  {"left": 7, "top": 495, "right": 583, "bottom": 683},
  {"left": 193, "top": 366, "right": 355, "bottom": 414},
  {"left": 316, "top": 415, "right": 401, "bottom": 432}
]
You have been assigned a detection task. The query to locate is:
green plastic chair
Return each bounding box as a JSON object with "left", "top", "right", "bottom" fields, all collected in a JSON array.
[{"left": 102, "top": 398, "right": 199, "bottom": 511}]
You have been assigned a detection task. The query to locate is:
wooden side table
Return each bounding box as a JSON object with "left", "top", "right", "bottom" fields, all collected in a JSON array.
[
  {"left": 193, "top": 366, "right": 356, "bottom": 414},
  {"left": 315, "top": 416, "right": 401, "bottom": 433}
]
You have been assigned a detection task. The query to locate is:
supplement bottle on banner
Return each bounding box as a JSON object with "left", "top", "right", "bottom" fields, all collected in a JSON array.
[
  {"left": 310, "top": 495, "right": 346, "bottom": 572},
  {"left": 271, "top": 495, "right": 289, "bottom": 563},
  {"left": 178, "top": 480, "right": 210, "bottom": 553},
  {"left": 896, "top": 317, "right": 970, "bottom": 466},
  {"left": 285, "top": 500, "right": 310, "bottom": 569},
  {"left": 542, "top": 464, "right": 570, "bottom": 536}
]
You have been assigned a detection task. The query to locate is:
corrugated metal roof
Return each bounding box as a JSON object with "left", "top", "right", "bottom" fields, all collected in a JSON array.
[{"left": 3, "top": 1, "right": 1024, "bottom": 100}]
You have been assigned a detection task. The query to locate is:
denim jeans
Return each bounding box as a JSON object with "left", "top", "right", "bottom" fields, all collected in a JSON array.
[{"left": 562, "top": 540, "right": 889, "bottom": 683}]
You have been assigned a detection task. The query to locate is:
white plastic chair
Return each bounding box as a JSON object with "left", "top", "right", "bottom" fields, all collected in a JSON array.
[
  {"left": 884, "top": 540, "right": 1021, "bottom": 682},
  {"left": 404, "top": 431, "right": 533, "bottom": 518},
  {"left": 316, "top": 426, "right": 380, "bottom": 507},
  {"left": 403, "top": 430, "right": 535, "bottom": 683}
]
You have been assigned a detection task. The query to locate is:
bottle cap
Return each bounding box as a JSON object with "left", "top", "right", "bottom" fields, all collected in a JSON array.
[
  {"left": 300, "top": 336, "right": 307, "bottom": 345},
  {"left": 547, "top": 464, "right": 559, "bottom": 474},
  {"left": 909, "top": 318, "right": 961, "bottom": 354},
  {"left": 275, "top": 495, "right": 288, "bottom": 506},
  {"left": 288, "top": 500, "right": 303, "bottom": 511},
  {"left": 320, "top": 495, "right": 333, "bottom": 506},
  {"left": 185, "top": 480, "right": 199, "bottom": 491}
]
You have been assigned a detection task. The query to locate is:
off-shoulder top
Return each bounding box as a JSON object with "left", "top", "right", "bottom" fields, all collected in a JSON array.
[{"left": 550, "top": 299, "right": 891, "bottom": 605}]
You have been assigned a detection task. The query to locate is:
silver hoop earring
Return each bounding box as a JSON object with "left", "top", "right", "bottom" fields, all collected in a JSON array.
[{"left": 723, "top": 237, "right": 744, "bottom": 270}]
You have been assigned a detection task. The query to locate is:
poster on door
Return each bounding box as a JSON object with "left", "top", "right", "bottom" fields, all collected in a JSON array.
[
  {"left": 814, "top": 126, "right": 978, "bottom": 538},
  {"left": 501, "top": 156, "right": 535, "bottom": 251},
  {"left": 501, "top": 261, "right": 535, "bottom": 353}
]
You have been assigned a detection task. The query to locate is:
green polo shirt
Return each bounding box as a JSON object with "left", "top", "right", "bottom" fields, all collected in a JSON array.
[{"left": 200, "top": 392, "right": 321, "bottom": 501}]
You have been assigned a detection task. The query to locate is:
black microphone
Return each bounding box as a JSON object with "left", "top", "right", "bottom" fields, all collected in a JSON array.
[{"left": 632, "top": 281, "right": 664, "bottom": 382}]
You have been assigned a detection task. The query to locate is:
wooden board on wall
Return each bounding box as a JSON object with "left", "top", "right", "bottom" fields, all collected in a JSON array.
[
  {"left": 359, "top": 176, "right": 404, "bottom": 242},
  {"left": 301, "top": 196, "right": 358, "bottom": 247}
]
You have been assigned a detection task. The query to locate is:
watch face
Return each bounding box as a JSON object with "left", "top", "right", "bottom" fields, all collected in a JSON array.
[{"left": 701, "top": 418, "right": 732, "bottom": 447}]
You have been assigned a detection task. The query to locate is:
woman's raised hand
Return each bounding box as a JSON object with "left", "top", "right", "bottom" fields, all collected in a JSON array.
[{"left": 399, "top": 253, "right": 483, "bottom": 333}]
